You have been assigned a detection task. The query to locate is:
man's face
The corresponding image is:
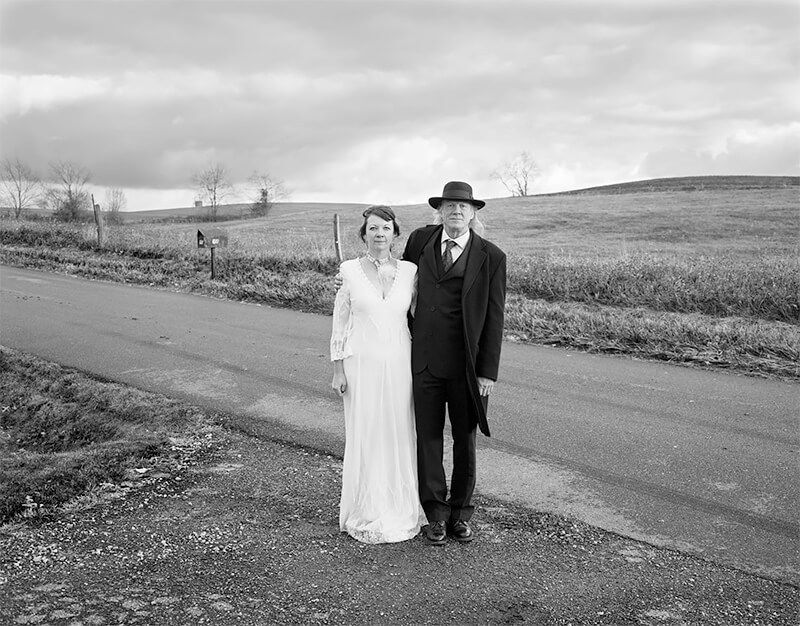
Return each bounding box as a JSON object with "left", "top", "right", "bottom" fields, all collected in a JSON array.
[{"left": 439, "top": 200, "right": 475, "bottom": 238}]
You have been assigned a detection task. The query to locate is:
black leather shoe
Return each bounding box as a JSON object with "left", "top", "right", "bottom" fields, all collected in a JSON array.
[
  {"left": 425, "top": 520, "right": 447, "bottom": 545},
  {"left": 447, "top": 520, "right": 474, "bottom": 543}
]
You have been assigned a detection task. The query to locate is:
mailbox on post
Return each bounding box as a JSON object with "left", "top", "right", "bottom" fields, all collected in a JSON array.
[
  {"left": 197, "top": 229, "right": 228, "bottom": 279},
  {"left": 197, "top": 229, "right": 228, "bottom": 249}
]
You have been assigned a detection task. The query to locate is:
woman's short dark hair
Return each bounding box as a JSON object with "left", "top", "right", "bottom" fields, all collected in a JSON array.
[{"left": 359, "top": 205, "right": 400, "bottom": 241}]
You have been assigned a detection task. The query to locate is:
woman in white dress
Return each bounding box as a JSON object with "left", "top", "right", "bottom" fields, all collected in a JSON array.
[{"left": 330, "top": 205, "right": 425, "bottom": 544}]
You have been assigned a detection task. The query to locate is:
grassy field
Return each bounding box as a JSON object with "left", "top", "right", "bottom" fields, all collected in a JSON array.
[
  {"left": 114, "top": 185, "right": 797, "bottom": 260},
  {"left": 1, "top": 176, "right": 798, "bottom": 379}
]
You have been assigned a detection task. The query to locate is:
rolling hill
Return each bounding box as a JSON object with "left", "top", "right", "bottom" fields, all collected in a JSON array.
[
  {"left": 539, "top": 175, "right": 798, "bottom": 196},
  {"left": 5, "top": 175, "right": 797, "bottom": 223},
  {"left": 123, "top": 175, "right": 797, "bottom": 221}
]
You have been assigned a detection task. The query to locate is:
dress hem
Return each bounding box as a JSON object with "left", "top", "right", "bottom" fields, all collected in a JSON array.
[{"left": 341, "top": 526, "right": 422, "bottom": 545}]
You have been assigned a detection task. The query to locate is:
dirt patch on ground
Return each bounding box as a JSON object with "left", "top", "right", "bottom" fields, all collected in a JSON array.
[{"left": 1, "top": 428, "right": 798, "bottom": 625}]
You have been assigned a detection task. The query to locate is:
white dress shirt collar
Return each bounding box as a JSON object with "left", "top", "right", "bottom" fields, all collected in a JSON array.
[{"left": 441, "top": 229, "right": 471, "bottom": 250}]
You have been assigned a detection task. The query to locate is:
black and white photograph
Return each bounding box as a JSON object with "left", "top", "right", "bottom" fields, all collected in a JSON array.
[{"left": 1, "top": 1, "right": 798, "bottom": 624}]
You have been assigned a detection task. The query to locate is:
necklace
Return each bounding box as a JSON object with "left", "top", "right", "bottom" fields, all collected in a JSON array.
[
  {"left": 365, "top": 252, "right": 391, "bottom": 270},
  {"left": 364, "top": 253, "right": 396, "bottom": 289}
]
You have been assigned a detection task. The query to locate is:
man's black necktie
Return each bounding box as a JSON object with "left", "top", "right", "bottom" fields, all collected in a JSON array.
[{"left": 442, "top": 239, "right": 457, "bottom": 272}]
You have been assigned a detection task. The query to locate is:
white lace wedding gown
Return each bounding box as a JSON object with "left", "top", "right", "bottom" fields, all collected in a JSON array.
[{"left": 330, "top": 258, "right": 425, "bottom": 543}]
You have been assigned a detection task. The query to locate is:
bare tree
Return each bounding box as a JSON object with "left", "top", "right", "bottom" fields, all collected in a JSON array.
[
  {"left": 104, "top": 187, "right": 127, "bottom": 225},
  {"left": 490, "top": 150, "right": 540, "bottom": 197},
  {"left": 248, "top": 171, "right": 289, "bottom": 217},
  {"left": 0, "top": 157, "right": 45, "bottom": 218},
  {"left": 192, "top": 162, "right": 233, "bottom": 220},
  {"left": 47, "top": 161, "right": 92, "bottom": 221}
]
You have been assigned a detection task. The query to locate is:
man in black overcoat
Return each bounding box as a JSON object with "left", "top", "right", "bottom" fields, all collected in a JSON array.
[{"left": 402, "top": 181, "right": 507, "bottom": 545}]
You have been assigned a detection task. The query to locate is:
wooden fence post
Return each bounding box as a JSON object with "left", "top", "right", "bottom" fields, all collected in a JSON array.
[
  {"left": 92, "top": 193, "right": 105, "bottom": 247},
  {"left": 333, "top": 214, "right": 343, "bottom": 263}
]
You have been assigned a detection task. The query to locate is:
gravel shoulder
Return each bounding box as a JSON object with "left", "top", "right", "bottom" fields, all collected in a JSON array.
[{"left": 1, "top": 425, "right": 798, "bottom": 626}]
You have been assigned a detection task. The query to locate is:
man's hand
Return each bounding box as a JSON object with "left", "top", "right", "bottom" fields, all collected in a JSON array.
[
  {"left": 333, "top": 272, "right": 343, "bottom": 290},
  {"left": 477, "top": 376, "right": 495, "bottom": 396}
]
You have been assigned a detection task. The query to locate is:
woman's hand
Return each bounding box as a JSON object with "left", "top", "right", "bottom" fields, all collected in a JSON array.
[
  {"left": 333, "top": 272, "right": 343, "bottom": 290},
  {"left": 332, "top": 361, "right": 348, "bottom": 396}
]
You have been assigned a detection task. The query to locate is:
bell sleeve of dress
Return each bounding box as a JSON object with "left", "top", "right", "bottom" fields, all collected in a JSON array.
[{"left": 330, "top": 272, "right": 354, "bottom": 361}]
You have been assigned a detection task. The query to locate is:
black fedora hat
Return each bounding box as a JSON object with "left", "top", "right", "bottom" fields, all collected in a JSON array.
[{"left": 428, "top": 181, "right": 485, "bottom": 210}]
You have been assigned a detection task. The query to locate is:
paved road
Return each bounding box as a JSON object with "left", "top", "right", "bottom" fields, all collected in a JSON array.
[{"left": 1, "top": 265, "right": 798, "bottom": 584}]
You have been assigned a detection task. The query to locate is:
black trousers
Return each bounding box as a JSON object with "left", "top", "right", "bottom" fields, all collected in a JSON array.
[{"left": 413, "top": 368, "right": 477, "bottom": 523}]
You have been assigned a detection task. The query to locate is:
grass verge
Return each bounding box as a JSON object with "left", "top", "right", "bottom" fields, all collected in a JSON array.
[
  {"left": 0, "top": 347, "right": 222, "bottom": 525},
  {"left": 505, "top": 297, "right": 799, "bottom": 379}
]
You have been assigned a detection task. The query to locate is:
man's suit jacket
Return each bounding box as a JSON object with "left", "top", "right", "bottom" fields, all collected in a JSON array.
[{"left": 402, "top": 224, "right": 507, "bottom": 436}]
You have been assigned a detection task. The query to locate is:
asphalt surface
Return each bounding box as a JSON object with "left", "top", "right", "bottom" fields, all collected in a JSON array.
[
  {"left": 1, "top": 265, "right": 798, "bottom": 586},
  {"left": 3, "top": 420, "right": 797, "bottom": 625}
]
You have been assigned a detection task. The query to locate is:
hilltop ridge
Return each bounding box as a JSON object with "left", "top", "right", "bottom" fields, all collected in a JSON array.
[{"left": 538, "top": 175, "right": 798, "bottom": 197}]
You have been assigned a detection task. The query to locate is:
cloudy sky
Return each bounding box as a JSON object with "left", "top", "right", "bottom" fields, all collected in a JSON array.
[{"left": 1, "top": 0, "right": 798, "bottom": 211}]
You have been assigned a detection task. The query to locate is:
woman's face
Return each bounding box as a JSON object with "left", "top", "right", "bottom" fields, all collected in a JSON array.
[{"left": 364, "top": 214, "right": 395, "bottom": 255}]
